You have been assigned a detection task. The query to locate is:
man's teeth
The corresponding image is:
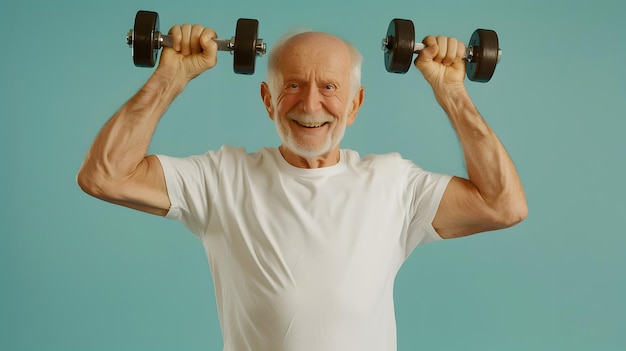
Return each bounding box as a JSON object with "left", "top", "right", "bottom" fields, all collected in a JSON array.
[{"left": 296, "top": 121, "right": 327, "bottom": 128}]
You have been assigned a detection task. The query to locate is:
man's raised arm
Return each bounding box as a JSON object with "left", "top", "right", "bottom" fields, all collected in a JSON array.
[
  {"left": 414, "top": 35, "right": 528, "bottom": 238},
  {"left": 77, "top": 24, "right": 219, "bottom": 216}
]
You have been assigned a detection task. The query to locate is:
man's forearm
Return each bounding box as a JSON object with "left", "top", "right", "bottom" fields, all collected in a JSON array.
[
  {"left": 437, "top": 88, "right": 526, "bottom": 214},
  {"left": 78, "top": 69, "right": 187, "bottom": 187}
]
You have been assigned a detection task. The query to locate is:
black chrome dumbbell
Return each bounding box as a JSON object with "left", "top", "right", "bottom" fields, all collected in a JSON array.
[
  {"left": 382, "top": 18, "right": 502, "bottom": 82},
  {"left": 126, "top": 10, "right": 267, "bottom": 74}
]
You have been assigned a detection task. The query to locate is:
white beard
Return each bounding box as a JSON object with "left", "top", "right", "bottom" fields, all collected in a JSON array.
[{"left": 274, "top": 110, "right": 347, "bottom": 159}]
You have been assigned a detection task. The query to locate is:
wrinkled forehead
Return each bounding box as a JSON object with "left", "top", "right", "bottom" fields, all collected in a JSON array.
[{"left": 274, "top": 32, "right": 353, "bottom": 78}]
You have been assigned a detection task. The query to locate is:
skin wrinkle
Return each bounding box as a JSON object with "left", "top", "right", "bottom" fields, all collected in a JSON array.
[
  {"left": 261, "top": 32, "right": 364, "bottom": 169},
  {"left": 266, "top": 30, "right": 363, "bottom": 117}
]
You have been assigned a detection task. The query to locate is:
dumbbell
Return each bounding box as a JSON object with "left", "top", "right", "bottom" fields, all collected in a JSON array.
[
  {"left": 381, "top": 18, "right": 502, "bottom": 82},
  {"left": 126, "top": 10, "right": 267, "bottom": 75}
]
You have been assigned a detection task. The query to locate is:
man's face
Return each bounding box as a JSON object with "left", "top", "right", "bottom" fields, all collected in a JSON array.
[{"left": 262, "top": 33, "right": 363, "bottom": 162}]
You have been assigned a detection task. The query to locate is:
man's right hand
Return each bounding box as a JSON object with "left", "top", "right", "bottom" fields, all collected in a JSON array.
[{"left": 157, "top": 24, "right": 219, "bottom": 82}]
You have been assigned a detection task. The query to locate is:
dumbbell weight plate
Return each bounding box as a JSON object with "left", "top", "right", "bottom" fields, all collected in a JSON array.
[
  {"left": 133, "top": 10, "right": 160, "bottom": 67},
  {"left": 233, "top": 19, "right": 259, "bottom": 75},
  {"left": 466, "top": 29, "right": 499, "bottom": 82},
  {"left": 384, "top": 18, "right": 415, "bottom": 74}
]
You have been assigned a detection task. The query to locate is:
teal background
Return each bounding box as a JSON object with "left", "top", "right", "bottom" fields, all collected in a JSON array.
[{"left": 1, "top": 0, "right": 624, "bottom": 349}]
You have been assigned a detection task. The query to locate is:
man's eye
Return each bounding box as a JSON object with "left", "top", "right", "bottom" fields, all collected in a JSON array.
[
  {"left": 321, "top": 84, "right": 337, "bottom": 96},
  {"left": 284, "top": 83, "right": 300, "bottom": 94}
]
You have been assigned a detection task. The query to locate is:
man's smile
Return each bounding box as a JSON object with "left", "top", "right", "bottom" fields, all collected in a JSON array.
[{"left": 293, "top": 120, "right": 330, "bottom": 128}]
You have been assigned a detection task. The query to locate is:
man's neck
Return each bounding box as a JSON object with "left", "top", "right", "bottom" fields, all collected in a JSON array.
[{"left": 278, "top": 145, "right": 341, "bottom": 169}]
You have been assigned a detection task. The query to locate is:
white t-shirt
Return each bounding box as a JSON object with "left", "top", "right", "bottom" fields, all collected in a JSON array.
[{"left": 157, "top": 146, "right": 451, "bottom": 351}]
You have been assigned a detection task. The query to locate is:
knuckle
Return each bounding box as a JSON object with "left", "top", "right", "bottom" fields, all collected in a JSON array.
[{"left": 192, "top": 24, "right": 204, "bottom": 34}]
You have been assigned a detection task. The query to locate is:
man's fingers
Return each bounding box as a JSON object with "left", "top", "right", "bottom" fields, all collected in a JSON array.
[
  {"left": 168, "top": 25, "right": 182, "bottom": 51},
  {"left": 421, "top": 36, "right": 465, "bottom": 66},
  {"left": 180, "top": 24, "right": 192, "bottom": 56},
  {"left": 435, "top": 36, "right": 448, "bottom": 63},
  {"left": 190, "top": 24, "right": 205, "bottom": 54},
  {"left": 442, "top": 36, "right": 458, "bottom": 65},
  {"left": 456, "top": 41, "right": 466, "bottom": 62},
  {"left": 418, "top": 35, "right": 438, "bottom": 61},
  {"left": 199, "top": 27, "right": 218, "bottom": 55}
]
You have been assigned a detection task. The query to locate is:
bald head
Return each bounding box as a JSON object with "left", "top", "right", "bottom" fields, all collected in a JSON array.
[{"left": 266, "top": 31, "right": 363, "bottom": 100}]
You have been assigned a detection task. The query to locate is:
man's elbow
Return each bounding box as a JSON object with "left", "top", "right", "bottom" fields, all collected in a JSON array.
[
  {"left": 495, "top": 199, "right": 528, "bottom": 229},
  {"left": 76, "top": 167, "right": 116, "bottom": 200},
  {"left": 77, "top": 168, "right": 101, "bottom": 198}
]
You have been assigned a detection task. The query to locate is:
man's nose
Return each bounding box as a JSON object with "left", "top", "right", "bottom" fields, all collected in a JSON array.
[{"left": 301, "top": 86, "right": 323, "bottom": 114}]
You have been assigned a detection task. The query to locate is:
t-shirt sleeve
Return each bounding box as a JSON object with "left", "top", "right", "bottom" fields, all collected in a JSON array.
[
  {"left": 156, "top": 152, "right": 219, "bottom": 238},
  {"left": 402, "top": 159, "right": 453, "bottom": 256}
]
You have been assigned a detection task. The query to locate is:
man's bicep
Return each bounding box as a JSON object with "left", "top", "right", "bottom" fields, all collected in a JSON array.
[
  {"left": 432, "top": 176, "right": 502, "bottom": 239},
  {"left": 107, "top": 155, "right": 171, "bottom": 216}
]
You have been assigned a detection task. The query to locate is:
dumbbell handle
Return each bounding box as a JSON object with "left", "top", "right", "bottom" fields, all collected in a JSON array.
[
  {"left": 127, "top": 30, "right": 267, "bottom": 55},
  {"left": 411, "top": 42, "right": 501, "bottom": 63}
]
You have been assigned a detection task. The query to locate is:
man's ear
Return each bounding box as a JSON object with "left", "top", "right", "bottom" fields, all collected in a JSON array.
[
  {"left": 346, "top": 87, "right": 365, "bottom": 126},
  {"left": 260, "top": 82, "right": 274, "bottom": 120}
]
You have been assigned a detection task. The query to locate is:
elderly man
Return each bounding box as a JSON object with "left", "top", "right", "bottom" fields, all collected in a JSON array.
[{"left": 78, "top": 23, "right": 526, "bottom": 351}]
